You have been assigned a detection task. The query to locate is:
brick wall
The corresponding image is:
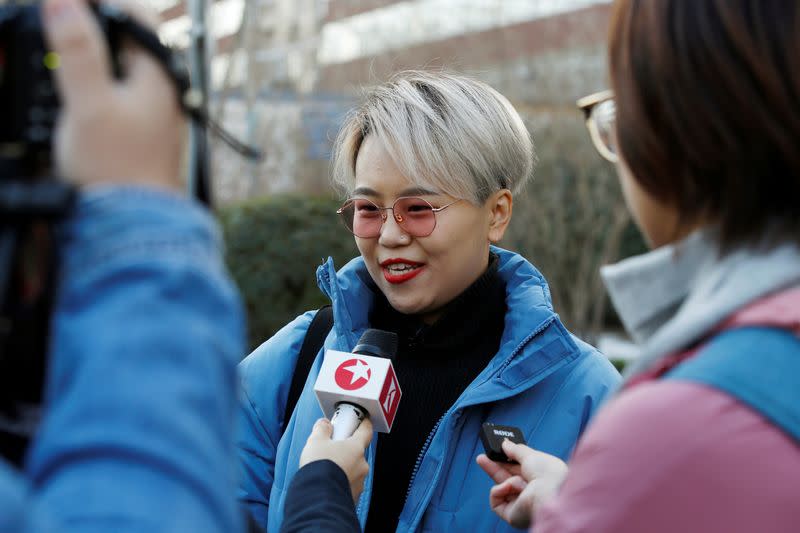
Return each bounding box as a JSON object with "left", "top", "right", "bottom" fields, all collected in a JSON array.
[{"left": 212, "top": 2, "right": 613, "bottom": 203}]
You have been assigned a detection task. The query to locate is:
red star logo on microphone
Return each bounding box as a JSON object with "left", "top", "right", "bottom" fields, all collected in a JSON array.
[{"left": 335, "top": 359, "right": 372, "bottom": 390}]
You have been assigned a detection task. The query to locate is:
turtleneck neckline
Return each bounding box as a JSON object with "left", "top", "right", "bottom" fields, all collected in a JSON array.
[
  {"left": 364, "top": 252, "right": 508, "bottom": 533},
  {"left": 370, "top": 253, "right": 506, "bottom": 357}
]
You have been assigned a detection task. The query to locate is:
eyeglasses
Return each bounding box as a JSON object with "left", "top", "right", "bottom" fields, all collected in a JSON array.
[
  {"left": 577, "top": 90, "right": 618, "bottom": 163},
  {"left": 336, "top": 197, "right": 461, "bottom": 238}
]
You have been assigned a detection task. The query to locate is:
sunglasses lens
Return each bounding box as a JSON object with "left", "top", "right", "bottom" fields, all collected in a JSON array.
[
  {"left": 394, "top": 197, "right": 436, "bottom": 237},
  {"left": 340, "top": 198, "right": 383, "bottom": 238},
  {"left": 339, "top": 197, "right": 439, "bottom": 238}
]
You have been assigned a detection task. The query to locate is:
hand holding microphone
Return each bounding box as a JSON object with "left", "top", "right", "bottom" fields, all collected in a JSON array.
[
  {"left": 298, "top": 417, "right": 374, "bottom": 503},
  {"left": 314, "top": 329, "right": 402, "bottom": 440},
  {"left": 293, "top": 329, "right": 402, "bottom": 504}
]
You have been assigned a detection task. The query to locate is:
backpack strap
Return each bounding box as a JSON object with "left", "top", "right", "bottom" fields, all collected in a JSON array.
[
  {"left": 665, "top": 327, "right": 800, "bottom": 443},
  {"left": 282, "top": 305, "right": 334, "bottom": 433}
]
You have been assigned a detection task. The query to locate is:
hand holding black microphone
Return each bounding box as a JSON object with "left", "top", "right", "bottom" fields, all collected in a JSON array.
[
  {"left": 281, "top": 329, "right": 401, "bottom": 533},
  {"left": 307, "top": 328, "right": 401, "bottom": 499},
  {"left": 313, "top": 329, "right": 402, "bottom": 439}
]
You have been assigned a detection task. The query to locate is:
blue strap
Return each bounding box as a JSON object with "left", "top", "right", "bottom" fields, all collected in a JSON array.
[{"left": 665, "top": 327, "right": 800, "bottom": 443}]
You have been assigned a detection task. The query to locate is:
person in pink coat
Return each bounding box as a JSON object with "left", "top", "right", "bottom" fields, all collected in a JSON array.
[{"left": 478, "top": 1, "right": 800, "bottom": 532}]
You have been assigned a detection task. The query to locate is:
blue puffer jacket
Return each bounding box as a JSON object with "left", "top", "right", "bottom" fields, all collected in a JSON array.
[{"left": 238, "top": 247, "right": 620, "bottom": 533}]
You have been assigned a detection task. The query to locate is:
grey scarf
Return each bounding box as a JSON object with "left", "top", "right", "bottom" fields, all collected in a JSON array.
[{"left": 601, "top": 229, "right": 800, "bottom": 382}]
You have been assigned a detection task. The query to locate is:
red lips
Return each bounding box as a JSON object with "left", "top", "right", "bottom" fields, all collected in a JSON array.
[{"left": 380, "top": 258, "right": 425, "bottom": 284}]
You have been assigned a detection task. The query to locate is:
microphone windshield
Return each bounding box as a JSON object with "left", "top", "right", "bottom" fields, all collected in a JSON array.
[{"left": 353, "top": 329, "right": 398, "bottom": 359}]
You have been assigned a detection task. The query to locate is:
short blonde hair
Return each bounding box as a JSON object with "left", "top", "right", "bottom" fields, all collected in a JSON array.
[{"left": 331, "top": 71, "right": 535, "bottom": 204}]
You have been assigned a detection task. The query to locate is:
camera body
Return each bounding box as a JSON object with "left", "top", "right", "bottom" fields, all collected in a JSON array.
[{"left": 0, "top": 2, "right": 121, "bottom": 176}]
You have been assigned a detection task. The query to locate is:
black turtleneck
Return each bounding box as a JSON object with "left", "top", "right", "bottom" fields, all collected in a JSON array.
[{"left": 364, "top": 254, "right": 507, "bottom": 533}]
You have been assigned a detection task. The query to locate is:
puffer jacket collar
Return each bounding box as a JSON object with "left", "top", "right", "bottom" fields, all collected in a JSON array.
[{"left": 315, "top": 246, "right": 572, "bottom": 401}]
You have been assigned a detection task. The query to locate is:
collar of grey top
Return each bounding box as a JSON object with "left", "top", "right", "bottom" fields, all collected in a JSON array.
[{"left": 602, "top": 227, "right": 800, "bottom": 381}]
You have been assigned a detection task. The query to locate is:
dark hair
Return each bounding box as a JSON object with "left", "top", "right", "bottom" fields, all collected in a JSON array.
[{"left": 609, "top": 0, "right": 800, "bottom": 252}]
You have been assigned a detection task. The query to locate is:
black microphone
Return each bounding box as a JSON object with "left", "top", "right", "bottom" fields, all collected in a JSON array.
[{"left": 353, "top": 329, "right": 398, "bottom": 359}]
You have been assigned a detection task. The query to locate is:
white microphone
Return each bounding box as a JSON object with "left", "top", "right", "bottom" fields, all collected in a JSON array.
[{"left": 313, "top": 329, "right": 401, "bottom": 440}]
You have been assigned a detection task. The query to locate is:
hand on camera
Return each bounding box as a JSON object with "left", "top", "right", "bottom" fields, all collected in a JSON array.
[
  {"left": 299, "top": 418, "right": 373, "bottom": 503},
  {"left": 42, "top": 0, "right": 184, "bottom": 192},
  {"left": 477, "top": 440, "right": 568, "bottom": 529}
]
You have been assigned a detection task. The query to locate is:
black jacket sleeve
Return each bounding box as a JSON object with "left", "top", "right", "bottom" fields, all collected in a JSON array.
[{"left": 280, "top": 460, "right": 361, "bottom": 533}]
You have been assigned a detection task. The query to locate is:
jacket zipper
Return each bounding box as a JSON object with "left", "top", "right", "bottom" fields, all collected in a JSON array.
[
  {"left": 404, "top": 413, "right": 445, "bottom": 503},
  {"left": 401, "top": 315, "right": 557, "bottom": 530}
]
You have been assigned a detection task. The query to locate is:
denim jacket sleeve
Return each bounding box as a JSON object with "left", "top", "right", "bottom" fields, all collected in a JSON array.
[{"left": 0, "top": 187, "right": 246, "bottom": 533}]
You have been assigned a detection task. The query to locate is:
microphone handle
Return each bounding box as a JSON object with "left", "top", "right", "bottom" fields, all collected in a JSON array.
[{"left": 330, "top": 402, "right": 367, "bottom": 440}]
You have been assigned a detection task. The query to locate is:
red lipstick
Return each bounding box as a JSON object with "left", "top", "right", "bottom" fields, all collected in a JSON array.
[{"left": 380, "top": 258, "right": 425, "bottom": 284}]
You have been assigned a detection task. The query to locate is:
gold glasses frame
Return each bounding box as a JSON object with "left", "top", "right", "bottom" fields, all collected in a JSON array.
[
  {"left": 336, "top": 197, "right": 462, "bottom": 238},
  {"left": 577, "top": 90, "right": 618, "bottom": 163}
]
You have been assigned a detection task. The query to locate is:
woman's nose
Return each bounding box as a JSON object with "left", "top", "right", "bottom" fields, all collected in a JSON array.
[{"left": 378, "top": 210, "right": 411, "bottom": 247}]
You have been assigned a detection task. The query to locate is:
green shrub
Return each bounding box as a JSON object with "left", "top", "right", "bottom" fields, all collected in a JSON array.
[
  {"left": 218, "top": 195, "right": 357, "bottom": 351},
  {"left": 610, "top": 358, "right": 628, "bottom": 373}
]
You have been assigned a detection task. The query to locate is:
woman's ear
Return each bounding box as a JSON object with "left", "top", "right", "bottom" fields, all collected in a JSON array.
[{"left": 487, "top": 189, "right": 513, "bottom": 243}]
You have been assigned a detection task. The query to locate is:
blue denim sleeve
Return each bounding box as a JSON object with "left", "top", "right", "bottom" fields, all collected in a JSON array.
[{"left": 0, "top": 186, "right": 246, "bottom": 533}]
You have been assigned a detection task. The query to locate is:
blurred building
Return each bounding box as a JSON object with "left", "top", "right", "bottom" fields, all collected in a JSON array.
[{"left": 158, "top": 0, "right": 613, "bottom": 203}]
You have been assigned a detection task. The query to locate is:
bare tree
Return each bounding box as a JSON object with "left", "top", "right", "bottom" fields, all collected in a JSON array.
[{"left": 504, "top": 110, "right": 632, "bottom": 343}]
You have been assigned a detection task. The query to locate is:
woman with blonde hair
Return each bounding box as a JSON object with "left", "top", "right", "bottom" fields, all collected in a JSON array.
[{"left": 237, "top": 71, "right": 619, "bottom": 533}]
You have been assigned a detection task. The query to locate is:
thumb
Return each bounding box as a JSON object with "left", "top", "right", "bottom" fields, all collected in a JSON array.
[
  {"left": 42, "top": 0, "right": 113, "bottom": 109},
  {"left": 502, "top": 440, "right": 537, "bottom": 465},
  {"left": 502, "top": 441, "right": 567, "bottom": 485},
  {"left": 307, "top": 418, "right": 333, "bottom": 442}
]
